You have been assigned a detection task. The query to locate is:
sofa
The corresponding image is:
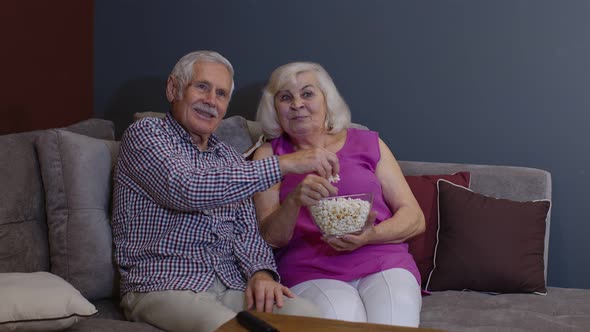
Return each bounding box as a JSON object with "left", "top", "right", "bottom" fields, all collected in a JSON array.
[{"left": 1, "top": 114, "right": 589, "bottom": 332}]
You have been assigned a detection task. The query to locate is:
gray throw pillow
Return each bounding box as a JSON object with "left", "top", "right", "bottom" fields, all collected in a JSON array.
[
  {"left": 35, "top": 130, "right": 120, "bottom": 301},
  {"left": 214, "top": 115, "right": 254, "bottom": 154}
]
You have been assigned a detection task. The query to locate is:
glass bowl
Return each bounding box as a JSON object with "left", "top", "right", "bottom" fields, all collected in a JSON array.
[{"left": 309, "top": 192, "right": 374, "bottom": 238}]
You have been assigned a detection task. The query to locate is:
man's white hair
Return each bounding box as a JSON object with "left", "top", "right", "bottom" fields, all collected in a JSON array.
[{"left": 170, "top": 50, "right": 235, "bottom": 99}]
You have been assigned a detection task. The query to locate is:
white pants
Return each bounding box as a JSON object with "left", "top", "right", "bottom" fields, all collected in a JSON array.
[{"left": 290, "top": 268, "right": 421, "bottom": 327}]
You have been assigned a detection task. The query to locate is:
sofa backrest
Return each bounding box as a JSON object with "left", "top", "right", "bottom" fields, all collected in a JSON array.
[
  {"left": 0, "top": 119, "right": 115, "bottom": 275},
  {"left": 398, "top": 160, "right": 552, "bottom": 281},
  {"left": 2, "top": 114, "right": 552, "bottom": 302},
  {"left": 0, "top": 131, "right": 51, "bottom": 273}
]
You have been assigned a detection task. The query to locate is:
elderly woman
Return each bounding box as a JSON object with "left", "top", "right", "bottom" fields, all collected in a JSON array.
[{"left": 252, "top": 62, "right": 425, "bottom": 327}]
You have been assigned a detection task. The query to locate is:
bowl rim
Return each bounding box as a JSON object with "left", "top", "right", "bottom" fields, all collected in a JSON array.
[{"left": 320, "top": 192, "right": 374, "bottom": 201}]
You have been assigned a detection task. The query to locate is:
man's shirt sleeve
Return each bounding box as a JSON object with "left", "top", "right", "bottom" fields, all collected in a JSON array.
[
  {"left": 232, "top": 197, "right": 279, "bottom": 281},
  {"left": 117, "top": 119, "right": 282, "bottom": 212}
]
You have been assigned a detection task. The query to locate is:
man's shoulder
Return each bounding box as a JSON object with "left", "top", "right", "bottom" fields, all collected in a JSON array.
[
  {"left": 122, "top": 115, "right": 170, "bottom": 141},
  {"left": 128, "top": 115, "right": 167, "bottom": 132}
]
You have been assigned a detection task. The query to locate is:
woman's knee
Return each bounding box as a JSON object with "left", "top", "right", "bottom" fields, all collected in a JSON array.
[
  {"left": 359, "top": 269, "right": 422, "bottom": 327},
  {"left": 291, "top": 279, "right": 367, "bottom": 322}
]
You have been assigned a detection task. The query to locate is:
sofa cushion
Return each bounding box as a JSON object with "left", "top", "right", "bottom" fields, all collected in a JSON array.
[
  {"left": 426, "top": 179, "right": 550, "bottom": 294},
  {"left": 35, "top": 130, "right": 120, "bottom": 301},
  {"left": 405, "top": 172, "right": 470, "bottom": 289},
  {"left": 62, "top": 118, "right": 116, "bottom": 141},
  {"left": 64, "top": 318, "right": 164, "bottom": 332},
  {"left": 214, "top": 115, "right": 255, "bottom": 154},
  {"left": 0, "top": 119, "right": 116, "bottom": 274},
  {"left": 0, "top": 131, "right": 50, "bottom": 274},
  {"left": 0, "top": 272, "right": 97, "bottom": 331},
  {"left": 398, "top": 161, "right": 552, "bottom": 283},
  {"left": 420, "top": 286, "right": 590, "bottom": 331}
]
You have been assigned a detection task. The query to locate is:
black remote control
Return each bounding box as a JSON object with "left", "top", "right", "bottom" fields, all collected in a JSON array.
[{"left": 236, "top": 311, "right": 280, "bottom": 332}]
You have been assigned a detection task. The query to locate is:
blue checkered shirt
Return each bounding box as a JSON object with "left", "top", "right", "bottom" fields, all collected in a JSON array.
[{"left": 112, "top": 112, "right": 282, "bottom": 296}]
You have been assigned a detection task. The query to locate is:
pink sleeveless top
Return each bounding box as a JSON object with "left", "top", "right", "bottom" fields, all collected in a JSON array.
[{"left": 270, "top": 128, "right": 420, "bottom": 287}]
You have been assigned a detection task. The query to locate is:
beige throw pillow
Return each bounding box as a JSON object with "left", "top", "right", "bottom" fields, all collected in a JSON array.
[{"left": 0, "top": 272, "right": 97, "bottom": 331}]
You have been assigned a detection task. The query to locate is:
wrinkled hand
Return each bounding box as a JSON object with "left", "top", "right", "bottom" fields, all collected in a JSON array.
[
  {"left": 277, "top": 148, "right": 339, "bottom": 179},
  {"left": 245, "top": 270, "right": 294, "bottom": 313},
  {"left": 322, "top": 211, "right": 377, "bottom": 251},
  {"left": 288, "top": 174, "right": 338, "bottom": 207}
]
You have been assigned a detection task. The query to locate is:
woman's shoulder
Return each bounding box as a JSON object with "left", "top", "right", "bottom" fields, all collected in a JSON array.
[
  {"left": 346, "top": 127, "right": 378, "bottom": 140},
  {"left": 267, "top": 135, "right": 294, "bottom": 155},
  {"left": 342, "top": 128, "right": 380, "bottom": 158},
  {"left": 252, "top": 141, "right": 273, "bottom": 160}
]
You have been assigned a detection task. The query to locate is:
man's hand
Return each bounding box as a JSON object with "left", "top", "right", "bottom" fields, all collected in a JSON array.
[
  {"left": 277, "top": 148, "right": 339, "bottom": 179},
  {"left": 245, "top": 270, "right": 294, "bottom": 313},
  {"left": 287, "top": 174, "right": 338, "bottom": 207}
]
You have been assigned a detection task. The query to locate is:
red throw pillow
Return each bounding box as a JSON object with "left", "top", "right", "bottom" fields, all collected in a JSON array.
[
  {"left": 405, "top": 172, "right": 470, "bottom": 289},
  {"left": 426, "top": 180, "right": 550, "bottom": 294}
]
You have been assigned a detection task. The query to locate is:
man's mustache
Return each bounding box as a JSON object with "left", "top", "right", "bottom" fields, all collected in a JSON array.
[{"left": 194, "top": 102, "right": 219, "bottom": 118}]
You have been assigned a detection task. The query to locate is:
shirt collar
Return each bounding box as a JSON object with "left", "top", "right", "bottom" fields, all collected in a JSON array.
[{"left": 165, "top": 111, "right": 222, "bottom": 153}]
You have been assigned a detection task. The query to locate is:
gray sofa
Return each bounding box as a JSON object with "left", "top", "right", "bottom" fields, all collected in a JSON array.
[{"left": 1, "top": 115, "right": 589, "bottom": 332}]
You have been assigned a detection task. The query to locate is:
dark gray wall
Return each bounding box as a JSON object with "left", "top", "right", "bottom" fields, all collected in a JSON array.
[{"left": 95, "top": 0, "right": 590, "bottom": 289}]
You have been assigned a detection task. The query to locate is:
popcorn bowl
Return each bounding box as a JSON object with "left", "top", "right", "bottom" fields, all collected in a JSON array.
[{"left": 309, "top": 192, "right": 374, "bottom": 238}]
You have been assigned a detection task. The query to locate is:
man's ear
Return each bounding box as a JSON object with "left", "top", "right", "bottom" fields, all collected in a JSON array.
[{"left": 166, "top": 76, "right": 177, "bottom": 102}]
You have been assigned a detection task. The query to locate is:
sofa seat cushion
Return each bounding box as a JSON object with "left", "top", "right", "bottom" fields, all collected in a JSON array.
[
  {"left": 35, "top": 130, "right": 120, "bottom": 301},
  {"left": 65, "top": 318, "right": 164, "bottom": 332},
  {"left": 420, "top": 287, "right": 590, "bottom": 331},
  {"left": 91, "top": 299, "right": 126, "bottom": 321}
]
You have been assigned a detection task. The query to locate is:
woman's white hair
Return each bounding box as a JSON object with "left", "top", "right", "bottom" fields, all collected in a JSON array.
[
  {"left": 170, "top": 50, "right": 235, "bottom": 99},
  {"left": 256, "top": 62, "right": 351, "bottom": 139}
]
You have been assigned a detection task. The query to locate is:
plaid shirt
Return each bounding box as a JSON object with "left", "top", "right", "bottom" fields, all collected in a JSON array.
[{"left": 112, "top": 112, "right": 282, "bottom": 296}]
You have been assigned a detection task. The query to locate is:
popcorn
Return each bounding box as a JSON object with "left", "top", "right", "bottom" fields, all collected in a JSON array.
[
  {"left": 310, "top": 194, "right": 372, "bottom": 237},
  {"left": 328, "top": 174, "right": 340, "bottom": 183}
]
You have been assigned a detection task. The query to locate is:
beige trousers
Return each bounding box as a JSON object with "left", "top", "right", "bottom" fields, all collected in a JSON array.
[{"left": 121, "top": 278, "right": 320, "bottom": 332}]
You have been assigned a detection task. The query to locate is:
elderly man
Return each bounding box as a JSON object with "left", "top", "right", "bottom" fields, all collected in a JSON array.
[{"left": 112, "top": 50, "right": 339, "bottom": 332}]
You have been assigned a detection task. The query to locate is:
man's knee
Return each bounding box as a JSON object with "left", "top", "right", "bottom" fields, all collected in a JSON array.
[{"left": 121, "top": 290, "right": 237, "bottom": 332}]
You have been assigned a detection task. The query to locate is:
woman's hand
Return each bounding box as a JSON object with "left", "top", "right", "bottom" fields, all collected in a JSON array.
[
  {"left": 287, "top": 174, "right": 338, "bottom": 207},
  {"left": 245, "top": 270, "right": 294, "bottom": 313},
  {"left": 322, "top": 211, "right": 377, "bottom": 251}
]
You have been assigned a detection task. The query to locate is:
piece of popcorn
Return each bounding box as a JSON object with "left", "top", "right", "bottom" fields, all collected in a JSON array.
[{"left": 328, "top": 174, "right": 341, "bottom": 183}]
